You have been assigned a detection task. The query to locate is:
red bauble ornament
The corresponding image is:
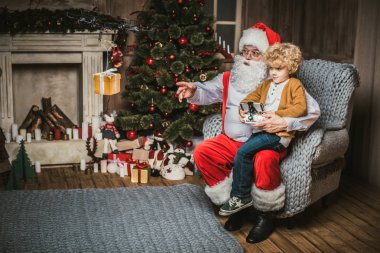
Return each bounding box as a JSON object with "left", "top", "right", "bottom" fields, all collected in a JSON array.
[
  {"left": 185, "top": 140, "right": 193, "bottom": 147},
  {"left": 169, "top": 54, "right": 175, "bottom": 60},
  {"left": 178, "top": 0, "right": 184, "bottom": 3},
  {"left": 149, "top": 105, "right": 156, "bottom": 113},
  {"left": 149, "top": 122, "right": 154, "bottom": 129},
  {"left": 178, "top": 37, "right": 188, "bottom": 45},
  {"left": 126, "top": 130, "right": 137, "bottom": 140},
  {"left": 146, "top": 57, "right": 154, "bottom": 65},
  {"left": 174, "top": 77, "right": 179, "bottom": 82},
  {"left": 160, "top": 86, "right": 167, "bottom": 95},
  {"left": 189, "top": 103, "right": 199, "bottom": 112},
  {"left": 193, "top": 15, "right": 198, "bottom": 22},
  {"left": 199, "top": 0, "right": 205, "bottom": 6},
  {"left": 206, "top": 25, "right": 212, "bottom": 32},
  {"left": 185, "top": 67, "right": 191, "bottom": 73},
  {"left": 163, "top": 112, "right": 170, "bottom": 118}
]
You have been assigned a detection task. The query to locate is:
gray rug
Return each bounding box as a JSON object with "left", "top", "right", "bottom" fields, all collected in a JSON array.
[{"left": 0, "top": 184, "right": 242, "bottom": 253}]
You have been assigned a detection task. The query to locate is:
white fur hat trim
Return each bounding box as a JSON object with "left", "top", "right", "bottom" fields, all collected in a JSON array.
[{"left": 238, "top": 28, "right": 269, "bottom": 53}]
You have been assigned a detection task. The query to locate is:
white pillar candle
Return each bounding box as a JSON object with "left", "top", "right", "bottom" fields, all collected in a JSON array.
[
  {"left": 11, "top": 123, "right": 18, "bottom": 141},
  {"left": 80, "top": 159, "right": 86, "bottom": 171},
  {"left": 16, "top": 135, "right": 24, "bottom": 143},
  {"left": 35, "top": 128, "right": 41, "bottom": 141},
  {"left": 119, "top": 164, "right": 125, "bottom": 177},
  {"left": 66, "top": 128, "right": 72, "bottom": 140},
  {"left": 5, "top": 132, "right": 11, "bottom": 143},
  {"left": 19, "top": 129, "right": 27, "bottom": 139},
  {"left": 227, "top": 44, "right": 230, "bottom": 54},
  {"left": 73, "top": 129, "right": 79, "bottom": 140},
  {"left": 81, "top": 121, "right": 88, "bottom": 140},
  {"left": 91, "top": 116, "right": 100, "bottom": 137},
  {"left": 35, "top": 161, "right": 41, "bottom": 173},
  {"left": 26, "top": 133, "right": 32, "bottom": 143},
  {"left": 100, "top": 160, "right": 107, "bottom": 173},
  {"left": 218, "top": 36, "right": 221, "bottom": 45},
  {"left": 223, "top": 40, "right": 225, "bottom": 49},
  {"left": 93, "top": 163, "right": 99, "bottom": 173}
]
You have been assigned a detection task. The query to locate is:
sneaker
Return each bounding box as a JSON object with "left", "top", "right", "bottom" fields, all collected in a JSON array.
[{"left": 219, "top": 196, "right": 253, "bottom": 216}]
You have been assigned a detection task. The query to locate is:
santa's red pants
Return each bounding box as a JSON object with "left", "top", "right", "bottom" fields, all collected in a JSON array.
[{"left": 194, "top": 134, "right": 287, "bottom": 190}]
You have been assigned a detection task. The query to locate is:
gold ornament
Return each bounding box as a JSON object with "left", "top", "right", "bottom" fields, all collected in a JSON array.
[
  {"left": 162, "top": 121, "right": 170, "bottom": 128},
  {"left": 140, "top": 84, "right": 149, "bottom": 90},
  {"left": 199, "top": 73, "right": 207, "bottom": 82},
  {"left": 155, "top": 42, "right": 163, "bottom": 47}
]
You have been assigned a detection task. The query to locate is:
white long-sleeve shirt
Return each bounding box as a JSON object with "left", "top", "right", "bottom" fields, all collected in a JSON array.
[{"left": 187, "top": 72, "right": 321, "bottom": 142}]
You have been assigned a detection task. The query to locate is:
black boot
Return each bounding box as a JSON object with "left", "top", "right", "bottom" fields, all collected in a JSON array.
[
  {"left": 224, "top": 208, "right": 254, "bottom": 231},
  {"left": 102, "top": 153, "right": 108, "bottom": 159},
  {"left": 246, "top": 213, "right": 275, "bottom": 244}
]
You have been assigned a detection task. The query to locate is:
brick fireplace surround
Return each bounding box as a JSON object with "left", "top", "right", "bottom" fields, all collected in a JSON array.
[{"left": 1, "top": 32, "right": 111, "bottom": 165}]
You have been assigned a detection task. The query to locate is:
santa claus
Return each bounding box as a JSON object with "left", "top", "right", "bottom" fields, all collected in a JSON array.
[{"left": 176, "top": 23, "right": 320, "bottom": 243}]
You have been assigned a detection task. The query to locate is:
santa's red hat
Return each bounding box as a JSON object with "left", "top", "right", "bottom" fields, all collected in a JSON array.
[{"left": 238, "top": 22, "right": 281, "bottom": 53}]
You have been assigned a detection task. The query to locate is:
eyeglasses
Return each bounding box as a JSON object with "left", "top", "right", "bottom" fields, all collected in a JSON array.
[{"left": 240, "top": 49, "right": 262, "bottom": 57}]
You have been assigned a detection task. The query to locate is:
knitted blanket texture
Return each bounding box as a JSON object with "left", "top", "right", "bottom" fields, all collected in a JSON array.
[{"left": 0, "top": 184, "right": 243, "bottom": 253}]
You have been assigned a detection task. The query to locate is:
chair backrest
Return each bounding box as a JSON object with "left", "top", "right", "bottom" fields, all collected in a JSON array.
[{"left": 295, "top": 59, "right": 360, "bottom": 130}]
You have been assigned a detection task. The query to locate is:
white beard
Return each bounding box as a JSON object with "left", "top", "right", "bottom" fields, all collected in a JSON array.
[{"left": 230, "top": 54, "right": 268, "bottom": 94}]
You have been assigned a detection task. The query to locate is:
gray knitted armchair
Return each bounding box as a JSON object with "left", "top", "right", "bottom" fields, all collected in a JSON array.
[{"left": 203, "top": 59, "right": 360, "bottom": 218}]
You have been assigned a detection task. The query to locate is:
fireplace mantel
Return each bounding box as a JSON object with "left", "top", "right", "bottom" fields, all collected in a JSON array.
[{"left": 0, "top": 32, "right": 112, "bottom": 131}]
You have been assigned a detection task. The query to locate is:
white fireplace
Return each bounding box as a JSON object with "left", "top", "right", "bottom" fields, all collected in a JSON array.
[{"left": 0, "top": 32, "right": 111, "bottom": 132}]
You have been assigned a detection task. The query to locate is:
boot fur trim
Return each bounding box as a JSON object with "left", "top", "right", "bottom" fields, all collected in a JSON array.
[
  {"left": 204, "top": 174, "right": 232, "bottom": 205},
  {"left": 251, "top": 183, "right": 285, "bottom": 212}
]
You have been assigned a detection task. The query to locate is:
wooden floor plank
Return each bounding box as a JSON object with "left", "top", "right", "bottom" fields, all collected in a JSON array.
[{"left": 276, "top": 227, "right": 322, "bottom": 253}]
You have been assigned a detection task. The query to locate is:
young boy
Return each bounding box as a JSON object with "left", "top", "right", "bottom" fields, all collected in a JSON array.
[{"left": 219, "top": 43, "right": 307, "bottom": 216}]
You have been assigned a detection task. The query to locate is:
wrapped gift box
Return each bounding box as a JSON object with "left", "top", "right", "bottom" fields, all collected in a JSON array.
[
  {"left": 108, "top": 153, "right": 134, "bottom": 176},
  {"left": 117, "top": 137, "right": 144, "bottom": 151},
  {"left": 132, "top": 148, "right": 150, "bottom": 161},
  {"left": 93, "top": 72, "right": 121, "bottom": 95},
  {"left": 131, "top": 162, "right": 150, "bottom": 183}
]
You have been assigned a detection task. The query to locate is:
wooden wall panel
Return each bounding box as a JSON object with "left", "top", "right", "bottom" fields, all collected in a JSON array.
[
  {"left": 349, "top": 0, "right": 380, "bottom": 187},
  {"left": 243, "top": 0, "right": 358, "bottom": 63}
]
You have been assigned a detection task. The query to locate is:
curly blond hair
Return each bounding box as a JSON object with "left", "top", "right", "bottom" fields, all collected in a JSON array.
[{"left": 263, "top": 43, "right": 303, "bottom": 74}]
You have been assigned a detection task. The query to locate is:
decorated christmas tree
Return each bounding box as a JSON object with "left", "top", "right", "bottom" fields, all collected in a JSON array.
[
  {"left": 6, "top": 140, "right": 37, "bottom": 190},
  {"left": 117, "top": 0, "right": 221, "bottom": 145}
]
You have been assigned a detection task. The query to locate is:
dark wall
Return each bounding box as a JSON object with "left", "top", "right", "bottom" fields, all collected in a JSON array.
[{"left": 242, "top": 0, "right": 358, "bottom": 63}]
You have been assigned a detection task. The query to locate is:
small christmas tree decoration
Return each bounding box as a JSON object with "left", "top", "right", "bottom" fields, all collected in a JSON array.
[
  {"left": 185, "top": 140, "right": 193, "bottom": 147},
  {"left": 149, "top": 98, "right": 156, "bottom": 113},
  {"left": 149, "top": 122, "right": 155, "bottom": 129},
  {"left": 206, "top": 25, "right": 212, "bottom": 32},
  {"left": 178, "top": 37, "right": 188, "bottom": 45},
  {"left": 155, "top": 42, "right": 163, "bottom": 47},
  {"left": 193, "top": 15, "right": 198, "bottom": 22},
  {"left": 169, "top": 54, "right": 175, "bottom": 60},
  {"left": 6, "top": 140, "right": 37, "bottom": 190},
  {"left": 146, "top": 57, "right": 154, "bottom": 65},
  {"left": 111, "top": 47, "right": 123, "bottom": 68},
  {"left": 199, "top": 72, "right": 208, "bottom": 82},
  {"left": 126, "top": 130, "right": 137, "bottom": 140},
  {"left": 160, "top": 86, "right": 167, "bottom": 95},
  {"left": 189, "top": 103, "right": 199, "bottom": 112}
]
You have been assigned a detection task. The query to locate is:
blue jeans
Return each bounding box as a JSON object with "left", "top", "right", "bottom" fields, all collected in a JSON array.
[{"left": 231, "top": 132, "right": 285, "bottom": 198}]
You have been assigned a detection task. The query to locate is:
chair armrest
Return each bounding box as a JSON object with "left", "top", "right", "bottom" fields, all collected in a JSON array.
[{"left": 312, "top": 129, "right": 349, "bottom": 167}]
